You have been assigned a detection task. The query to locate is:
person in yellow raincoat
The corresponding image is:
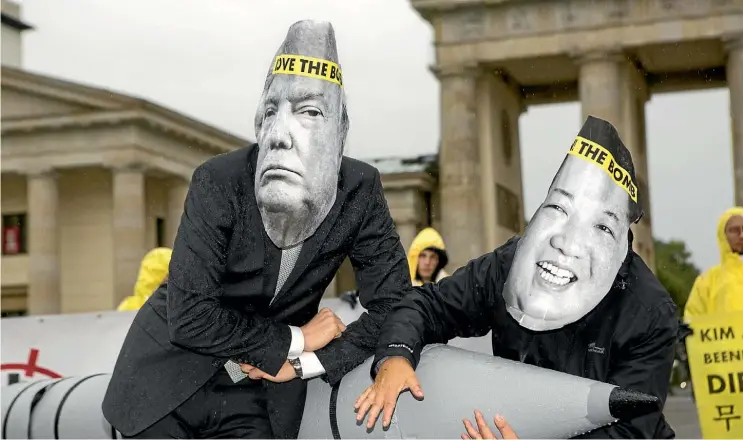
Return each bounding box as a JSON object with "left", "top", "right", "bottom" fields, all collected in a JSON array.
[
  {"left": 116, "top": 247, "right": 173, "bottom": 311},
  {"left": 684, "top": 206, "right": 743, "bottom": 319},
  {"left": 407, "top": 227, "right": 449, "bottom": 287}
]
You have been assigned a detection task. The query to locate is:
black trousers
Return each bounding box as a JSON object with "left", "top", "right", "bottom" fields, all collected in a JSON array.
[{"left": 126, "top": 368, "right": 272, "bottom": 439}]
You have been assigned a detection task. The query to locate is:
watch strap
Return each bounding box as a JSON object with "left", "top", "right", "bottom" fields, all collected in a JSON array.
[{"left": 289, "top": 357, "right": 303, "bottom": 379}]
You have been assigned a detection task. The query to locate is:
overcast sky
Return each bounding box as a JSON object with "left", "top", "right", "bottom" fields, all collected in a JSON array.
[{"left": 17, "top": 0, "right": 735, "bottom": 271}]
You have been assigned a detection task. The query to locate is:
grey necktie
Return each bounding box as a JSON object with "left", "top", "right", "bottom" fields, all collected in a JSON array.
[{"left": 224, "top": 243, "right": 303, "bottom": 382}]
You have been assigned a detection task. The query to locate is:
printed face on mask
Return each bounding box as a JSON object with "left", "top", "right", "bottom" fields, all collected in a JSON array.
[
  {"left": 255, "top": 73, "right": 344, "bottom": 214},
  {"left": 503, "top": 155, "right": 632, "bottom": 331}
]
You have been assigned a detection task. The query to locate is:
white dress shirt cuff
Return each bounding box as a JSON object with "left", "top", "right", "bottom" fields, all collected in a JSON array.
[
  {"left": 298, "top": 352, "right": 326, "bottom": 379},
  {"left": 287, "top": 326, "right": 305, "bottom": 359}
]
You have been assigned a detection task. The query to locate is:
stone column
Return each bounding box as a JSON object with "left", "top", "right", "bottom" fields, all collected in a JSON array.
[
  {"left": 27, "top": 168, "right": 61, "bottom": 315},
  {"left": 166, "top": 177, "right": 190, "bottom": 248},
  {"left": 112, "top": 163, "right": 147, "bottom": 307},
  {"left": 395, "top": 221, "right": 419, "bottom": 256},
  {"left": 725, "top": 34, "right": 743, "bottom": 206},
  {"left": 434, "top": 63, "right": 485, "bottom": 270},
  {"left": 576, "top": 49, "right": 655, "bottom": 270},
  {"left": 577, "top": 50, "right": 625, "bottom": 126},
  {"left": 477, "top": 72, "right": 525, "bottom": 251}
]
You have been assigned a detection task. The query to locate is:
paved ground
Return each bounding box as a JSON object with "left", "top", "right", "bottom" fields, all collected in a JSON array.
[{"left": 664, "top": 389, "right": 702, "bottom": 439}]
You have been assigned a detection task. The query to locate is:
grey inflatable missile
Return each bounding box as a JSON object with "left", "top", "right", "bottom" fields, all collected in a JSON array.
[
  {"left": 298, "top": 344, "right": 660, "bottom": 439},
  {"left": 0, "top": 346, "right": 658, "bottom": 439},
  {"left": 1, "top": 375, "right": 119, "bottom": 439}
]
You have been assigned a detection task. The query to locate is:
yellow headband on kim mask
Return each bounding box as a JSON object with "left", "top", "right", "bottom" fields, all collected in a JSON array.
[{"left": 568, "top": 136, "right": 638, "bottom": 203}]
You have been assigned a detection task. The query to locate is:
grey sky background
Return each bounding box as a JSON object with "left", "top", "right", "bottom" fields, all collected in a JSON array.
[{"left": 18, "top": 0, "right": 735, "bottom": 271}]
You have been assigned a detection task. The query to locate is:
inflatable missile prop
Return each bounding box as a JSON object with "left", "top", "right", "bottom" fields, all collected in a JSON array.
[
  {"left": 1, "top": 374, "right": 119, "bottom": 439},
  {"left": 0, "top": 345, "right": 659, "bottom": 439},
  {"left": 298, "top": 344, "right": 660, "bottom": 439}
]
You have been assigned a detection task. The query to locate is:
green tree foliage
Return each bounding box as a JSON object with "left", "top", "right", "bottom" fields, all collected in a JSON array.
[{"left": 653, "top": 238, "right": 700, "bottom": 314}]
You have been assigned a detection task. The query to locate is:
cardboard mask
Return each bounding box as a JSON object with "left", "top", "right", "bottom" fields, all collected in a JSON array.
[
  {"left": 253, "top": 20, "right": 349, "bottom": 249},
  {"left": 503, "top": 116, "right": 642, "bottom": 331}
]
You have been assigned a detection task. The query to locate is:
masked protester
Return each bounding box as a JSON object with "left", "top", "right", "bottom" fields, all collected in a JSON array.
[
  {"left": 684, "top": 207, "right": 743, "bottom": 318},
  {"left": 408, "top": 227, "right": 449, "bottom": 286},
  {"left": 355, "top": 116, "right": 678, "bottom": 439},
  {"left": 116, "top": 247, "right": 172, "bottom": 312},
  {"left": 103, "top": 20, "right": 410, "bottom": 439}
]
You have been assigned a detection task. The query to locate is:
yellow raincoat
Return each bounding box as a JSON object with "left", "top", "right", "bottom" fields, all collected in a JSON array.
[
  {"left": 408, "top": 227, "right": 449, "bottom": 287},
  {"left": 684, "top": 207, "right": 743, "bottom": 319},
  {"left": 117, "top": 247, "right": 173, "bottom": 311}
]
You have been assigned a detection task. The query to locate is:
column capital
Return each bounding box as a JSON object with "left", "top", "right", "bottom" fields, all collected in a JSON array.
[
  {"left": 105, "top": 158, "right": 149, "bottom": 173},
  {"left": 25, "top": 165, "right": 58, "bottom": 179},
  {"left": 569, "top": 46, "right": 628, "bottom": 66},
  {"left": 723, "top": 33, "right": 743, "bottom": 52},
  {"left": 429, "top": 62, "right": 482, "bottom": 80}
]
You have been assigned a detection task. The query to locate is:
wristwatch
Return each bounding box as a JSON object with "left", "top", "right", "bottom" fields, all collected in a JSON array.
[{"left": 288, "top": 357, "right": 303, "bottom": 379}]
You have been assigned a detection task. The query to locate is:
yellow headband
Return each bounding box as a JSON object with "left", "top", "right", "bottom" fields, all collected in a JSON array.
[
  {"left": 272, "top": 54, "right": 343, "bottom": 88},
  {"left": 568, "top": 136, "right": 638, "bottom": 203}
]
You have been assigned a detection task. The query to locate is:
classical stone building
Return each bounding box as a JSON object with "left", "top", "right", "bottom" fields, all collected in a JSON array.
[
  {"left": 411, "top": 0, "right": 743, "bottom": 271},
  {"left": 0, "top": 65, "right": 251, "bottom": 316}
]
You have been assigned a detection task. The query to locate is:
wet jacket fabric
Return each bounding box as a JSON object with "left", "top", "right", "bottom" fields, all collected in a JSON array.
[
  {"left": 375, "top": 236, "right": 678, "bottom": 439},
  {"left": 103, "top": 145, "right": 410, "bottom": 438},
  {"left": 116, "top": 247, "right": 172, "bottom": 311},
  {"left": 684, "top": 207, "right": 743, "bottom": 319},
  {"left": 407, "top": 227, "right": 449, "bottom": 286}
]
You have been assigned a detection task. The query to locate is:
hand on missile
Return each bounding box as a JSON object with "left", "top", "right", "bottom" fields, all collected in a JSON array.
[
  {"left": 354, "top": 357, "right": 424, "bottom": 429},
  {"left": 301, "top": 307, "right": 347, "bottom": 352},
  {"left": 239, "top": 360, "right": 297, "bottom": 383},
  {"left": 462, "top": 410, "right": 518, "bottom": 440}
]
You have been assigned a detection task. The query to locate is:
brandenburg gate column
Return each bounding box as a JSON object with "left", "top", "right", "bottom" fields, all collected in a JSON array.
[
  {"left": 433, "top": 63, "right": 487, "bottom": 270},
  {"left": 576, "top": 49, "right": 656, "bottom": 270},
  {"left": 725, "top": 34, "right": 743, "bottom": 206},
  {"left": 111, "top": 162, "right": 148, "bottom": 307},
  {"left": 477, "top": 72, "right": 526, "bottom": 252},
  {"left": 27, "top": 168, "right": 61, "bottom": 315}
]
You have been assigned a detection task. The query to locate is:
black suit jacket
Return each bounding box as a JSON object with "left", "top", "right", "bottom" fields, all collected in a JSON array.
[{"left": 102, "top": 145, "right": 410, "bottom": 438}]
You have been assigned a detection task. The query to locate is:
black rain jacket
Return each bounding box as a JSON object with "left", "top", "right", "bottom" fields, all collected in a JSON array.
[{"left": 373, "top": 236, "right": 678, "bottom": 439}]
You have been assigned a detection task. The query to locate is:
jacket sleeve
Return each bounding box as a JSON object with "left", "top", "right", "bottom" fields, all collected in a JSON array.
[
  {"left": 683, "top": 274, "right": 708, "bottom": 321},
  {"left": 166, "top": 162, "right": 292, "bottom": 377},
  {"left": 371, "top": 246, "right": 504, "bottom": 375},
  {"left": 314, "top": 169, "right": 410, "bottom": 385},
  {"left": 575, "top": 301, "right": 678, "bottom": 439}
]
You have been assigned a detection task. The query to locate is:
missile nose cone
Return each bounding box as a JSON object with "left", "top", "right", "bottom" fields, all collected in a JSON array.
[{"left": 608, "top": 387, "right": 661, "bottom": 421}]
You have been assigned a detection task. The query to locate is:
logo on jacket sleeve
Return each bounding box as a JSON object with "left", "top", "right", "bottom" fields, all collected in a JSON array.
[{"left": 587, "top": 342, "right": 605, "bottom": 355}]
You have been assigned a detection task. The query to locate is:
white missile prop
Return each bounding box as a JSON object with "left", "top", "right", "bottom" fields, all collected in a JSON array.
[
  {"left": 298, "top": 344, "right": 660, "bottom": 439},
  {"left": 0, "top": 345, "right": 659, "bottom": 439}
]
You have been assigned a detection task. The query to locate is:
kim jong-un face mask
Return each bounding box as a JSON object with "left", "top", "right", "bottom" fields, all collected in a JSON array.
[{"left": 503, "top": 122, "right": 639, "bottom": 331}]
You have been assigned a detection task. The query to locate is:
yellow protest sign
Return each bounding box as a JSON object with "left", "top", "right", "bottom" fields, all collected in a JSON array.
[{"left": 686, "top": 311, "right": 743, "bottom": 439}]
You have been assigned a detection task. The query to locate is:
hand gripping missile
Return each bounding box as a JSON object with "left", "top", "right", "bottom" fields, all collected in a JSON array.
[{"left": 298, "top": 344, "right": 660, "bottom": 439}]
